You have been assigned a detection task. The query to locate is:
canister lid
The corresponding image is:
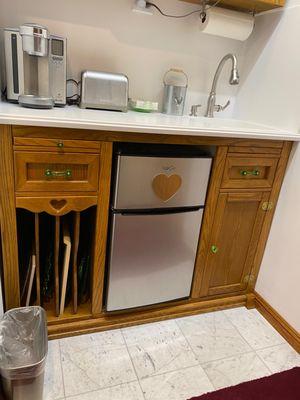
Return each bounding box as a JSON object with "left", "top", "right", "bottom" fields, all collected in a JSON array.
[
  {"left": 19, "top": 23, "right": 49, "bottom": 39},
  {"left": 163, "top": 68, "right": 188, "bottom": 87}
]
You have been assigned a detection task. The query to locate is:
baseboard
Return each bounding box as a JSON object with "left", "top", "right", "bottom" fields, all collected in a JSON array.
[
  {"left": 254, "top": 291, "right": 300, "bottom": 353},
  {"left": 48, "top": 294, "right": 247, "bottom": 339}
]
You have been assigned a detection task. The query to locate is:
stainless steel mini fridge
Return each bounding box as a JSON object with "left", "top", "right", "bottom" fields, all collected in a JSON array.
[{"left": 106, "top": 144, "right": 213, "bottom": 312}]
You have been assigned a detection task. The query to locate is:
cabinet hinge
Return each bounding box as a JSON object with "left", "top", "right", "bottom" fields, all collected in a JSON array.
[
  {"left": 244, "top": 274, "right": 256, "bottom": 284},
  {"left": 262, "top": 201, "right": 273, "bottom": 211}
]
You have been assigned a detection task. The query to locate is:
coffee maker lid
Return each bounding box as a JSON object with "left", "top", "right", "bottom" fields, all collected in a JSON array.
[{"left": 19, "top": 23, "right": 49, "bottom": 39}]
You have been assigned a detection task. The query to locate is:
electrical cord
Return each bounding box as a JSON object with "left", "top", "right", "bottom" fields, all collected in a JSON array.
[
  {"left": 66, "top": 78, "right": 80, "bottom": 105},
  {"left": 146, "top": 0, "right": 222, "bottom": 20}
]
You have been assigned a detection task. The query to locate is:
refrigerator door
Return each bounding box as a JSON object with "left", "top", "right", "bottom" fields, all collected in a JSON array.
[
  {"left": 106, "top": 208, "right": 203, "bottom": 312},
  {"left": 113, "top": 155, "right": 212, "bottom": 209}
]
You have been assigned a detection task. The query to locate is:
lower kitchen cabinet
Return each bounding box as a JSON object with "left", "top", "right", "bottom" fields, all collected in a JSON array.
[
  {"left": 0, "top": 125, "right": 292, "bottom": 338},
  {"left": 199, "top": 191, "right": 270, "bottom": 297}
]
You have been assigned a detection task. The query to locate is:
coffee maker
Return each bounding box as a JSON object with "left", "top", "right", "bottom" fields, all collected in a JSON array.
[{"left": 4, "top": 23, "right": 66, "bottom": 108}]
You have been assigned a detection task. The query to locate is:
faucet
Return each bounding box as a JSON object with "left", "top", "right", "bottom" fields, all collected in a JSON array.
[{"left": 205, "top": 54, "right": 239, "bottom": 118}]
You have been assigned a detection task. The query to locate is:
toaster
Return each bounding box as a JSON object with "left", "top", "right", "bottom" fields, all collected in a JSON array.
[{"left": 80, "top": 70, "right": 128, "bottom": 112}]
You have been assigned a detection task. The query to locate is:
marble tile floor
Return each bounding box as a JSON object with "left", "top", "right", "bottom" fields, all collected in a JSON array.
[{"left": 44, "top": 307, "right": 300, "bottom": 400}]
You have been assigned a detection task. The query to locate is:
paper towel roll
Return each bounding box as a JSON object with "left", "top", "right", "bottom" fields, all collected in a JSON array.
[{"left": 199, "top": 7, "right": 254, "bottom": 41}]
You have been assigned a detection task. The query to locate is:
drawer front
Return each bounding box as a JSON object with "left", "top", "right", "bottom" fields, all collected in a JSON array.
[
  {"left": 15, "top": 152, "right": 100, "bottom": 192},
  {"left": 222, "top": 155, "right": 279, "bottom": 189},
  {"left": 14, "top": 137, "right": 101, "bottom": 153}
]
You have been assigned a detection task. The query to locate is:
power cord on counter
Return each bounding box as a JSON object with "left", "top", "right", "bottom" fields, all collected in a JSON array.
[{"left": 66, "top": 78, "right": 81, "bottom": 105}]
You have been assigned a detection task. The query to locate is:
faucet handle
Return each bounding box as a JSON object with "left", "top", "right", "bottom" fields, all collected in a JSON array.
[
  {"left": 215, "top": 100, "right": 230, "bottom": 112},
  {"left": 190, "top": 104, "right": 202, "bottom": 117}
]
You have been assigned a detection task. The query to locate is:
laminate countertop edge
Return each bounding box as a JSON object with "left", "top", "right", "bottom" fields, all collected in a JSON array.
[{"left": 0, "top": 103, "right": 298, "bottom": 141}]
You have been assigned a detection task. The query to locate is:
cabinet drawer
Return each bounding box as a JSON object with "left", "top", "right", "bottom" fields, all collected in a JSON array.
[
  {"left": 15, "top": 152, "right": 100, "bottom": 192},
  {"left": 222, "top": 155, "right": 278, "bottom": 189},
  {"left": 14, "top": 137, "right": 101, "bottom": 153}
]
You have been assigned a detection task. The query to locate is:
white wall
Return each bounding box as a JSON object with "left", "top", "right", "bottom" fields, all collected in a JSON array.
[
  {"left": 0, "top": 0, "right": 245, "bottom": 115},
  {"left": 235, "top": 1, "right": 300, "bottom": 331}
]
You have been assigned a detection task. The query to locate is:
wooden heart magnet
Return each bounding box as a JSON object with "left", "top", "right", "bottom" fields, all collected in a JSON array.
[{"left": 152, "top": 174, "right": 182, "bottom": 202}]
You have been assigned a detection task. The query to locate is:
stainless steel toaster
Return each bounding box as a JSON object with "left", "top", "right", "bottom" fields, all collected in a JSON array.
[{"left": 80, "top": 70, "right": 128, "bottom": 112}]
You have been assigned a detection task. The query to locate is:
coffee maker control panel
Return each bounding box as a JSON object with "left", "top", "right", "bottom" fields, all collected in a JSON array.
[{"left": 49, "top": 36, "right": 66, "bottom": 106}]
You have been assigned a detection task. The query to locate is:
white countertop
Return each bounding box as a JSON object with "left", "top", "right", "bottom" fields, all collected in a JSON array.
[{"left": 0, "top": 102, "right": 298, "bottom": 141}]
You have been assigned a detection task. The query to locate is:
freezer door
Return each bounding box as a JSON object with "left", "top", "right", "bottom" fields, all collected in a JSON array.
[
  {"left": 106, "top": 209, "right": 203, "bottom": 312},
  {"left": 113, "top": 156, "right": 212, "bottom": 209}
]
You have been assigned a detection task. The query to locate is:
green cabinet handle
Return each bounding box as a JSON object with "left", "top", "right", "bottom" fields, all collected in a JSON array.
[
  {"left": 45, "top": 169, "right": 72, "bottom": 178},
  {"left": 211, "top": 245, "right": 218, "bottom": 254},
  {"left": 240, "top": 169, "right": 260, "bottom": 176}
]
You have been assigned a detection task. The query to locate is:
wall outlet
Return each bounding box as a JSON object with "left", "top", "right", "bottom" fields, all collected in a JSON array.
[{"left": 132, "top": 0, "right": 153, "bottom": 15}]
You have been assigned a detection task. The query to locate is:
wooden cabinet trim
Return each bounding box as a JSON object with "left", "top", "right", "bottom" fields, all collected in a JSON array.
[
  {"left": 12, "top": 126, "right": 285, "bottom": 148},
  {"left": 0, "top": 125, "right": 20, "bottom": 309},
  {"left": 248, "top": 141, "right": 293, "bottom": 291},
  {"left": 14, "top": 136, "right": 101, "bottom": 152},
  {"left": 191, "top": 146, "right": 228, "bottom": 298},
  {"left": 91, "top": 142, "right": 113, "bottom": 315},
  {"left": 16, "top": 196, "right": 98, "bottom": 216}
]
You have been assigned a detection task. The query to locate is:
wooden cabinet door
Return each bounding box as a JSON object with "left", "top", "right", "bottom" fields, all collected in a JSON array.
[{"left": 200, "top": 191, "right": 269, "bottom": 297}]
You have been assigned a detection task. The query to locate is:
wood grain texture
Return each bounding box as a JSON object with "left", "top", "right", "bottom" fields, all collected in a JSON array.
[
  {"left": 72, "top": 212, "right": 80, "bottom": 314},
  {"left": 54, "top": 217, "right": 60, "bottom": 317},
  {"left": 248, "top": 141, "right": 293, "bottom": 291},
  {"left": 228, "top": 146, "right": 282, "bottom": 155},
  {"left": 191, "top": 146, "right": 228, "bottom": 298},
  {"left": 254, "top": 291, "right": 300, "bottom": 353},
  {"left": 12, "top": 126, "right": 284, "bottom": 148},
  {"left": 200, "top": 191, "right": 269, "bottom": 296},
  {"left": 34, "top": 213, "right": 41, "bottom": 305},
  {"left": 152, "top": 174, "right": 182, "bottom": 201},
  {"left": 14, "top": 137, "right": 100, "bottom": 151},
  {"left": 91, "top": 142, "right": 113, "bottom": 315},
  {"left": 222, "top": 155, "right": 279, "bottom": 189},
  {"left": 14, "top": 151, "right": 99, "bottom": 193},
  {"left": 48, "top": 294, "right": 247, "bottom": 339},
  {"left": 0, "top": 125, "right": 20, "bottom": 309},
  {"left": 180, "top": 0, "right": 284, "bottom": 13},
  {"left": 16, "top": 196, "right": 97, "bottom": 216}
]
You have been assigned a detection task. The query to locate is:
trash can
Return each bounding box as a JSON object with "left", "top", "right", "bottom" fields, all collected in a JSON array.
[{"left": 0, "top": 306, "right": 48, "bottom": 400}]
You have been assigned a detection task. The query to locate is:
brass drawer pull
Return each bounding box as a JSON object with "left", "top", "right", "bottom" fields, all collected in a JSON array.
[
  {"left": 57, "top": 141, "right": 64, "bottom": 148},
  {"left": 240, "top": 169, "right": 260, "bottom": 176},
  {"left": 45, "top": 169, "right": 72, "bottom": 178}
]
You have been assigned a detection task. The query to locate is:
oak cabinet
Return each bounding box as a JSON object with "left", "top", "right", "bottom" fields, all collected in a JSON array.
[
  {"left": 0, "top": 125, "right": 292, "bottom": 338},
  {"left": 199, "top": 191, "right": 269, "bottom": 297}
]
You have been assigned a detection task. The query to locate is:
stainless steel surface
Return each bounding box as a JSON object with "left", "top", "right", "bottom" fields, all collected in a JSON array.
[
  {"left": 19, "top": 24, "right": 49, "bottom": 57},
  {"left": 190, "top": 104, "right": 202, "bottom": 117},
  {"left": 18, "top": 94, "right": 54, "bottom": 109},
  {"left": 162, "top": 68, "right": 188, "bottom": 116},
  {"left": 106, "top": 209, "right": 203, "bottom": 311},
  {"left": 205, "top": 53, "right": 239, "bottom": 118},
  {"left": 4, "top": 26, "right": 66, "bottom": 107},
  {"left": 0, "top": 306, "right": 48, "bottom": 400},
  {"left": 114, "top": 155, "right": 212, "bottom": 209},
  {"left": 80, "top": 70, "right": 128, "bottom": 111}
]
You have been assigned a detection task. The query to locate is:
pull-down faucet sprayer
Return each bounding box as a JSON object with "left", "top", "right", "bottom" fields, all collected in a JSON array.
[{"left": 205, "top": 54, "right": 239, "bottom": 118}]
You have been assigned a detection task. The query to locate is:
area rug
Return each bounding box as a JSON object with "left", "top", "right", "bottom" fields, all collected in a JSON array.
[{"left": 189, "top": 367, "right": 300, "bottom": 400}]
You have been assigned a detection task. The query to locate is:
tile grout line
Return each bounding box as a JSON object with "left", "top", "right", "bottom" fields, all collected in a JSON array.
[
  {"left": 120, "top": 328, "right": 147, "bottom": 400},
  {"left": 174, "top": 318, "right": 217, "bottom": 390},
  {"left": 221, "top": 309, "right": 273, "bottom": 374},
  {"left": 57, "top": 339, "right": 67, "bottom": 400},
  {"left": 63, "top": 379, "right": 141, "bottom": 400}
]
